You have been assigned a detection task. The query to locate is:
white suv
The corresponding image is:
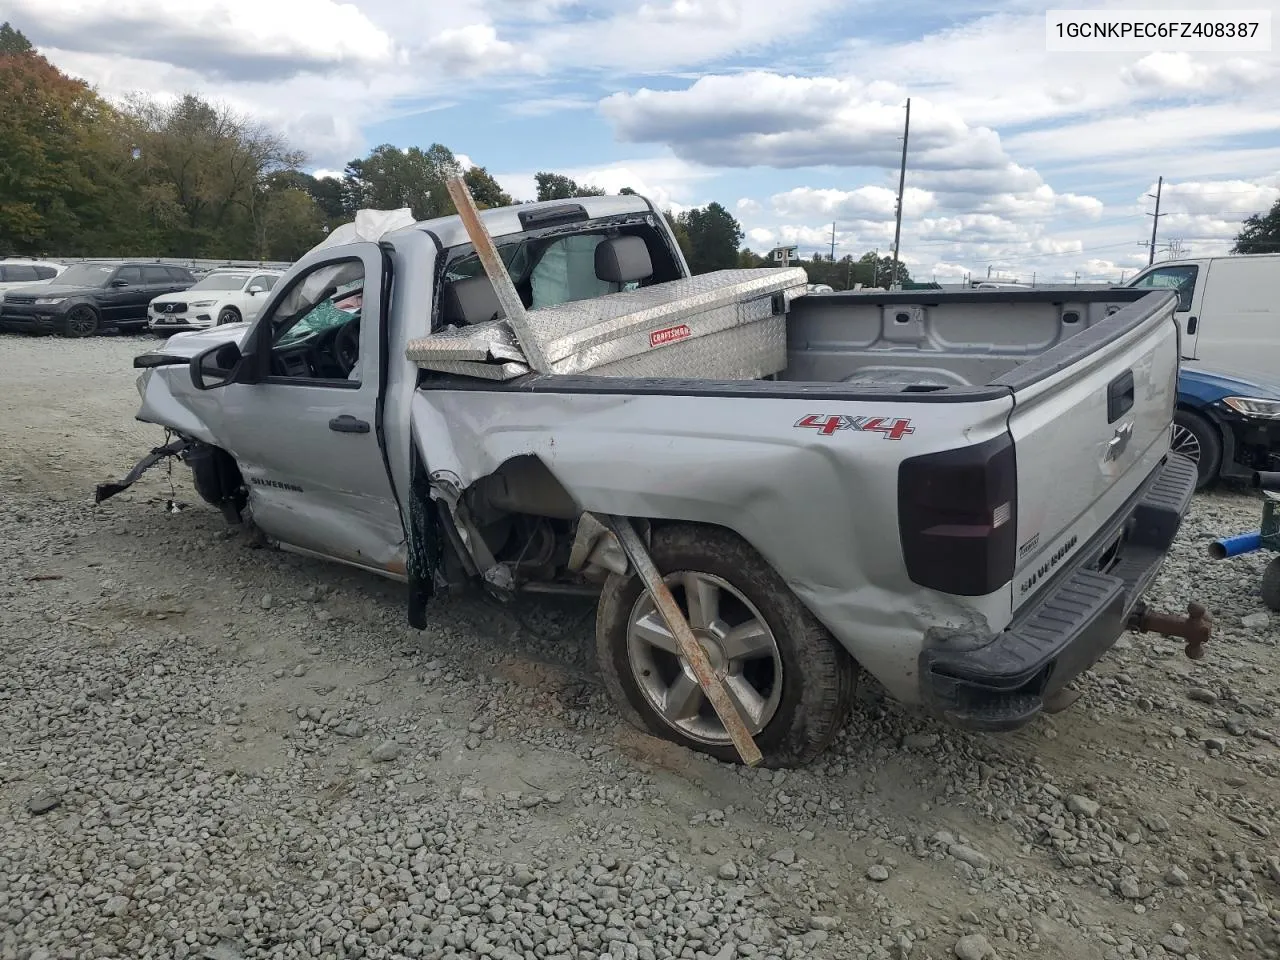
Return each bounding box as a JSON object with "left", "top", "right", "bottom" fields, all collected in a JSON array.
[
  {"left": 148, "top": 268, "right": 283, "bottom": 332},
  {"left": 0, "top": 259, "right": 66, "bottom": 294}
]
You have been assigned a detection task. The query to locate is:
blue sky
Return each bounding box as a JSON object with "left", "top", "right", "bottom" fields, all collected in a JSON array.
[{"left": 13, "top": 0, "right": 1280, "bottom": 282}]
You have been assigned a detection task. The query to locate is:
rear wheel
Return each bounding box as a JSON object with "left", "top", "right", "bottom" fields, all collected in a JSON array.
[
  {"left": 61, "top": 305, "right": 100, "bottom": 338},
  {"left": 1171, "top": 409, "right": 1222, "bottom": 491},
  {"left": 217, "top": 306, "right": 241, "bottom": 326},
  {"left": 595, "top": 523, "right": 856, "bottom": 767}
]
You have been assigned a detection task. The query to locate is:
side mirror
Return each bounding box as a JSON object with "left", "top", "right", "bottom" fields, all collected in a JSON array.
[
  {"left": 111, "top": 278, "right": 129, "bottom": 287},
  {"left": 190, "top": 342, "right": 243, "bottom": 391},
  {"left": 248, "top": 285, "right": 264, "bottom": 295}
]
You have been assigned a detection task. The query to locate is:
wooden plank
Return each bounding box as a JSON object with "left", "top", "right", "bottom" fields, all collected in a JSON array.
[
  {"left": 606, "top": 515, "right": 764, "bottom": 767},
  {"left": 444, "top": 177, "right": 550, "bottom": 373}
]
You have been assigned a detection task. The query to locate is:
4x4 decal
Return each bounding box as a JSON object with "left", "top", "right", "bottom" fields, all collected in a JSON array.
[{"left": 794, "top": 414, "right": 915, "bottom": 440}]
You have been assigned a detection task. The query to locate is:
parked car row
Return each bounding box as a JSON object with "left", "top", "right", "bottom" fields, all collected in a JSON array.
[{"left": 0, "top": 260, "right": 283, "bottom": 337}]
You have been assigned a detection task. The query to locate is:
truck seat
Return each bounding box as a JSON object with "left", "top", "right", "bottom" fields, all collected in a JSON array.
[
  {"left": 594, "top": 235, "right": 653, "bottom": 287},
  {"left": 441, "top": 274, "right": 503, "bottom": 327}
]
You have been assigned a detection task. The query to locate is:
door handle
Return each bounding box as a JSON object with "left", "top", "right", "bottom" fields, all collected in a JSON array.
[
  {"left": 329, "top": 415, "right": 370, "bottom": 434},
  {"left": 1107, "top": 369, "right": 1134, "bottom": 423},
  {"left": 1186, "top": 316, "right": 1198, "bottom": 335}
]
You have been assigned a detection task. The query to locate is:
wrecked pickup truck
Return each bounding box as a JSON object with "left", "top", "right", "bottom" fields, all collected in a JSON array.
[{"left": 103, "top": 192, "right": 1204, "bottom": 767}]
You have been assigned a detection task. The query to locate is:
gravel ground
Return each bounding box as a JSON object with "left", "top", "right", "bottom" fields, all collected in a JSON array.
[{"left": 2, "top": 333, "right": 1278, "bottom": 960}]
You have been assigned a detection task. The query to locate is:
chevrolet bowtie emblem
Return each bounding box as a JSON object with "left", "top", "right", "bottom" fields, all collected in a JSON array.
[{"left": 1104, "top": 421, "right": 1134, "bottom": 462}]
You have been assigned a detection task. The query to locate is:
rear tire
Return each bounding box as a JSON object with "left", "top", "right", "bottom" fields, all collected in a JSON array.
[
  {"left": 217, "top": 307, "right": 241, "bottom": 326},
  {"left": 1171, "top": 410, "right": 1222, "bottom": 491},
  {"left": 60, "top": 305, "right": 100, "bottom": 338},
  {"left": 595, "top": 523, "right": 856, "bottom": 767}
]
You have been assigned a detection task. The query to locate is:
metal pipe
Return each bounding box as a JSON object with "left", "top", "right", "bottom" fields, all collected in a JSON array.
[
  {"left": 1208, "top": 532, "right": 1262, "bottom": 560},
  {"left": 1252, "top": 470, "right": 1280, "bottom": 492}
]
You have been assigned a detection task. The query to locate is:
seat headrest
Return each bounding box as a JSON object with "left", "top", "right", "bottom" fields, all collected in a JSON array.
[
  {"left": 595, "top": 235, "right": 653, "bottom": 285},
  {"left": 441, "top": 275, "right": 502, "bottom": 327}
]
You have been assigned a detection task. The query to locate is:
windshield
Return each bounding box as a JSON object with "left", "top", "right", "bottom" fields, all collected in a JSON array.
[
  {"left": 54, "top": 264, "right": 116, "bottom": 287},
  {"left": 190, "top": 273, "right": 250, "bottom": 291}
]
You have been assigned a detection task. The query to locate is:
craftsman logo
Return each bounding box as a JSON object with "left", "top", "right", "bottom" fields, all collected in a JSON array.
[
  {"left": 251, "top": 477, "right": 303, "bottom": 493},
  {"left": 794, "top": 414, "right": 915, "bottom": 440},
  {"left": 649, "top": 324, "right": 691, "bottom": 348}
]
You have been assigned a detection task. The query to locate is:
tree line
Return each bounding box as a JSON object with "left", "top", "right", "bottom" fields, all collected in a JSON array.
[{"left": 7, "top": 22, "right": 1275, "bottom": 277}]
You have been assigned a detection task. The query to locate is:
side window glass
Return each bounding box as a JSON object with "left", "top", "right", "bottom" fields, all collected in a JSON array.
[
  {"left": 1132, "top": 265, "right": 1197, "bottom": 312},
  {"left": 144, "top": 265, "right": 171, "bottom": 283},
  {"left": 116, "top": 266, "right": 143, "bottom": 285},
  {"left": 34, "top": 266, "right": 59, "bottom": 280},
  {"left": 262, "top": 259, "right": 365, "bottom": 383}
]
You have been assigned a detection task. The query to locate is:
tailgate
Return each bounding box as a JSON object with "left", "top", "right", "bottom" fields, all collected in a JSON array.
[{"left": 997, "top": 292, "right": 1180, "bottom": 610}]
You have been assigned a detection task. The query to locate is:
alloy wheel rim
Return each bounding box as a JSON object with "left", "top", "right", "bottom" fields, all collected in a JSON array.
[
  {"left": 1171, "top": 424, "right": 1200, "bottom": 462},
  {"left": 626, "top": 570, "right": 783, "bottom": 745},
  {"left": 69, "top": 308, "right": 94, "bottom": 335}
]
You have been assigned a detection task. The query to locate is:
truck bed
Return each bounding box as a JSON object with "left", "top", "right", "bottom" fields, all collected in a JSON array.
[{"left": 780, "top": 287, "right": 1148, "bottom": 389}]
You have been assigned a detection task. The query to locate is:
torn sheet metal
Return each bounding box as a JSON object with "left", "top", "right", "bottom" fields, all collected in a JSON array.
[
  {"left": 95, "top": 436, "right": 192, "bottom": 504},
  {"left": 405, "top": 320, "right": 526, "bottom": 369}
]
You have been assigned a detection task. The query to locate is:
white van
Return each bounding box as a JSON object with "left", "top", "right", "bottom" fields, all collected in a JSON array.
[{"left": 1126, "top": 253, "right": 1280, "bottom": 372}]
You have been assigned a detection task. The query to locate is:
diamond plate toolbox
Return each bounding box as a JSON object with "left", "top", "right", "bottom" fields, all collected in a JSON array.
[{"left": 405, "top": 267, "right": 808, "bottom": 381}]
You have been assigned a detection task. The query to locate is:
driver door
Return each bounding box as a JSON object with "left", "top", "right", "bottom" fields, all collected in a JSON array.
[{"left": 204, "top": 244, "right": 404, "bottom": 573}]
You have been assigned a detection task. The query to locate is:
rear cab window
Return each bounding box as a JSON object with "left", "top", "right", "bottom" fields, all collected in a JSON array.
[{"left": 435, "top": 216, "right": 682, "bottom": 330}]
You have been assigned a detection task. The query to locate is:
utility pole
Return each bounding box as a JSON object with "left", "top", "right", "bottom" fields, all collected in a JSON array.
[
  {"left": 889, "top": 98, "right": 910, "bottom": 291},
  {"left": 1147, "top": 175, "right": 1164, "bottom": 266},
  {"left": 829, "top": 222, "right": 837, "bottom": 261}
]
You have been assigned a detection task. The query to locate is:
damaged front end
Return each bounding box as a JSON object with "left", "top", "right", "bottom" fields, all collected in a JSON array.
[{"left": 96, "top": 431, "right": 248, "bottom": 524}]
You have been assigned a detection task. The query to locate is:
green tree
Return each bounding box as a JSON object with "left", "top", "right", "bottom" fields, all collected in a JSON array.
[
  {"left": 676, "top": 202, "right": 743, "bottom": 274},
  {"left": 534, "top": 171, "right": 605, "bottom": 201},
  {"left": 464, "top": 165, "right": 513, "bottom": 209},
  {"left": 1233, "top": 198, "right": 1280, "bottom": 254},
  {"left": 0, "top": 21, "right": 33, "bottom": 54},
  {"left": 619, "top": 186, "right": 637, "bottom": 195},
  {"left": 123, "top": 93, "right": 302, "bottom": 256},
  {"left": 663, "top": 211, "right": 693, "bottom": 264},
  {"left": 343, "top": 142, "right": 462, "bottom": 221},
  {"left": 258, "top": 187, "right": 325, "bottom": 260},
  {"left": 857, "top": 251, "right": 911, "bottom": 287},
  {"left": 0, "top": 35, "right": 123, "bottom": 255}
]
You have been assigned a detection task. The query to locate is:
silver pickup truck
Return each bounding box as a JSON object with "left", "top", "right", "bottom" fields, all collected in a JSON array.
[{"left": 103, "top": 194, "right": 1204, "bottom": 767}]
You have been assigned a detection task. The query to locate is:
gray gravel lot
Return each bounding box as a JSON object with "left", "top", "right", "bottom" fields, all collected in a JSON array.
[{"left": 2, "top": 334, "right": 1278, "bottom": 960}]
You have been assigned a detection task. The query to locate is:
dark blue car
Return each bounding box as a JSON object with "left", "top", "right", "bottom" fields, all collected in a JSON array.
[{"left": 1175, "top": 366, "right": 1280, "bottom": 489}]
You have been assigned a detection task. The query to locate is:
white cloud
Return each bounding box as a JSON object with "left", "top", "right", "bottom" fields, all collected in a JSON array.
[
  {"left": 11, "top": 0, "right": 396, "bottom": 80},
  {"left": 602, "top": 72, "right": 1010, "bottom": 172},
  {"left": 771, "top": 185, "right": 935, "bottom": 220},
  {"left": 746, "top": 227, "right": 775, "bottom": 248},
  {"left": 736, "top": 198, "right": 762, "bottom": 215},
  {"left": 492, "top": 156, "right": 716, "bottom": 212},
  {"left": 1148, "top": 179, "right": 1280, "bottom": 218},
  {"left": 424, "top": 24, "right": 544, "bottom": 76},
  {"left": 1006, "top": 104, "right": 1280, "bottom": 164},
  {"left": 528, "top": 0, "right": 845, "bottom": 74},
  {"left": 1120, "top": 52, "right": 1273, "bottom": 95}
]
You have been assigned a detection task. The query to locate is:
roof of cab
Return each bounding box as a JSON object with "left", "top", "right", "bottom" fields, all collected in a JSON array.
[{"left": 399, "top": 194, "right": 658, "bottom": 250}]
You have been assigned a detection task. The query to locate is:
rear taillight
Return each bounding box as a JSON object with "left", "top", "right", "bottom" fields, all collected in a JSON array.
[{"left": 898, "top": 433, "right": 1017, "bottom": 596}]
